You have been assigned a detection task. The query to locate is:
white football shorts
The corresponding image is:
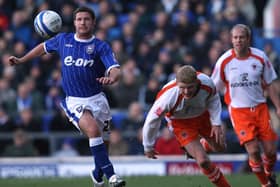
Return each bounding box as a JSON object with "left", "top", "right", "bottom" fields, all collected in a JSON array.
[{"left": 60, "top": 92, "right": 112, "bottom": 140}]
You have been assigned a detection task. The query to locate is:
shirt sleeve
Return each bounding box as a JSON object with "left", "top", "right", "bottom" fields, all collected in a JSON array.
[
  {"left": 44, "top": 34, "right": 61, "bottom": 53},
  {"left": 98, "top": 42, "right": 120, "bottom": 76},
  {"left": 211, "top": 58, "right": 226, "bottom": 94},
  {"left": 142, "top": 89, "right": 177, "bottom": 152},
  {"left": 207, "top": 90, "right": 222, "bottom": 126},
  {"left": 263, "top": 53, "right": 278, "bottom": 85}
]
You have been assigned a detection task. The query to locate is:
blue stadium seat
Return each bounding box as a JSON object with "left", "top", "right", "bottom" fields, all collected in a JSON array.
[
  {"left": 107, "top": 27, "right": 122, "bottom": 41},
  {"left": 221, "top": 108, "right": 230, "bottom": 121},
  {"left": 271, "top": 37, "right": 280, "bottom": 54},
  {"left": 117, "top": 14, "right": 129, "bottom": 26},
  {"left": 252, "top": 36, "right": 265, "bottom": 49},
  {"left": 111, "top": 111, "right": 127, "bottom": 129},
  {"left": 42, "top": 113, "right": 54, "bottom": 133},
  {"left": 252, "top": 28, "right": 280, "bottom": 54}
]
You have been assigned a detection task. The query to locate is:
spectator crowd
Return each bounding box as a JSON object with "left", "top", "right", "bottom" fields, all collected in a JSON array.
[{"left": 0, "top": 0, "right": 279, "bottom": 156}]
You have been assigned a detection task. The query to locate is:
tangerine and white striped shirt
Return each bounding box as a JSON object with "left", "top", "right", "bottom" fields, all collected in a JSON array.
[{"left": 211, "top": 47, "right": 277, "bottom": 108}]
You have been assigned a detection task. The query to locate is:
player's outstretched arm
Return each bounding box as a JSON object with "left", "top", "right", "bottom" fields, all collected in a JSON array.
[{"left": 9, "top": 43, "right": 45, "bottom": 66}]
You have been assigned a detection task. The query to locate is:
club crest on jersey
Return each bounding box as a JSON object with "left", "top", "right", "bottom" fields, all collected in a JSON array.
[
  {"left": 240, "top": 73, "right": 248, "bottom": 82},
  {"left": 155, "top": 107, "right": 163, "bottom": 116},
  {"left": 86, "top": 44, "right": 95, "bottom": 54}
]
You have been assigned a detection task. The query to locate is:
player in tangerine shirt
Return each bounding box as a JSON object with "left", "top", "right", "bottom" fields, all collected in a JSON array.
[
  {"left": 212, "top": 24, "right": 280, "bottom": 187},
  {"left": 143, "top": 65, "right": 232, "bottom": 187}
]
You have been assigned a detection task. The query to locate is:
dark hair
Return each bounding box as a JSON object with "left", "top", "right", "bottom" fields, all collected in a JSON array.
[{"left": 73, "top": 6, "right": 96, "bottom": 20}]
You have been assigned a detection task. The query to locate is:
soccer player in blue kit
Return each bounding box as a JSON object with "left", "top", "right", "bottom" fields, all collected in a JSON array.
[{"left": 9, "top": 6, "right": 126, "bottom": 187}]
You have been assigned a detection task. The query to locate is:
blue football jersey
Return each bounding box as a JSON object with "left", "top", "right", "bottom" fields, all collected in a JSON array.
[{"left": 44, "top": 33, "right": 120, "bottom": 97}]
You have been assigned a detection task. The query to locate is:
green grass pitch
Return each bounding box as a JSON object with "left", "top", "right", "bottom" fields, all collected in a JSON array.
[{"left": 0, "top": 174, "right": 279, "bottom": 187}]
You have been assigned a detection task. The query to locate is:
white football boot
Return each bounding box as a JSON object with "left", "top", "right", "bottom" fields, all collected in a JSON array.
[{"left": 109, "top": 174, "right": 126, "bottom": 187}]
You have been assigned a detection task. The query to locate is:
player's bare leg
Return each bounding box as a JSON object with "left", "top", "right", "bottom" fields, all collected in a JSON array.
[{"left": 185, "top": 140, "right": 231, "bottom": 187}]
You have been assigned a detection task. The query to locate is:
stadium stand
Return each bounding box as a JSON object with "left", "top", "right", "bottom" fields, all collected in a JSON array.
[{"left": 0, "top": 0, "right": 279, "bottom": 157}]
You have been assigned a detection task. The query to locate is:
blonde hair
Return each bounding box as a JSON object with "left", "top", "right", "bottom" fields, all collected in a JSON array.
[
  {"left": 176, "top": 65, "right": 197, "bottom": 83},
  {"left": 231, "top": 24, "right": 251, "bottom": 38}
]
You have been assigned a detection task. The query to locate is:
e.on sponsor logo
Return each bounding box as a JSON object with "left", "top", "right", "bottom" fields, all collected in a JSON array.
[{"left": 64, "top": 56, "right": 94, "bottom": 67}]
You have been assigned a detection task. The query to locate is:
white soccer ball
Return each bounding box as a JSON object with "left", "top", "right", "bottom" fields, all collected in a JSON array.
[{"left": 34, "top": 10, "right": 62, "bottom": 38}]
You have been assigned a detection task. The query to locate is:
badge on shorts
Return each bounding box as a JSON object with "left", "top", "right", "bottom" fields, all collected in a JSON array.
[
  {"left": 240, "top": 130, "right": 246, "bottom": 136},
  {"left": 181, "top": 131, "right": 187, "bottom": 138},
  {"left": 76, "top": 106, "right": 83, "bottom": 113}
]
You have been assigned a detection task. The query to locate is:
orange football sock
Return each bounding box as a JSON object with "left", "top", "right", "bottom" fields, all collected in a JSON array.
[
  {"left": 201, "top": 163, "right": 231, "bottom": 187},
  {"left": 262, "top": 154, "right": 277, "bottom": 176},
  {"left": 249, "top": 159, "right": 269, "bottom": 185}
]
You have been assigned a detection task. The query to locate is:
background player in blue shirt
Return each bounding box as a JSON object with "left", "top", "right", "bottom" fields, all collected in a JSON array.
[{"left": 9, "top": 6, "right": 125, "bottom": 187}]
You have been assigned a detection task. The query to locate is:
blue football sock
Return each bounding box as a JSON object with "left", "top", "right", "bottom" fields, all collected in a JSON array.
[
  {"left": 93, "top": 167, "right": 103, "bottom": 182},
  {"left": 90, "top": 137, "right": 115, "bottom": 179}
]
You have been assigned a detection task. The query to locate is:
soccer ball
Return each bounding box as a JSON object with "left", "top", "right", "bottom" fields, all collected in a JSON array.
[{"left": 34, "top": 10, "right": 62, "bottom": 38}]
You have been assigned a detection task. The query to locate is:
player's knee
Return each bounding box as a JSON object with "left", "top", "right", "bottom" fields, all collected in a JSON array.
[
  {"left": 80, "top": 121, "right": 101, "bottom": 137},
  {"left": 87, "top": 128, "right": 100, "bottom": 137},
  {"left": 264, "top": 150, "right": 277, "bottom": 158},
  {"left": 247, "top": 149, "right": 261, "bottom": 160},
  {"left": 197, "top": 158, "right": 211, "bottom": 169}
]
